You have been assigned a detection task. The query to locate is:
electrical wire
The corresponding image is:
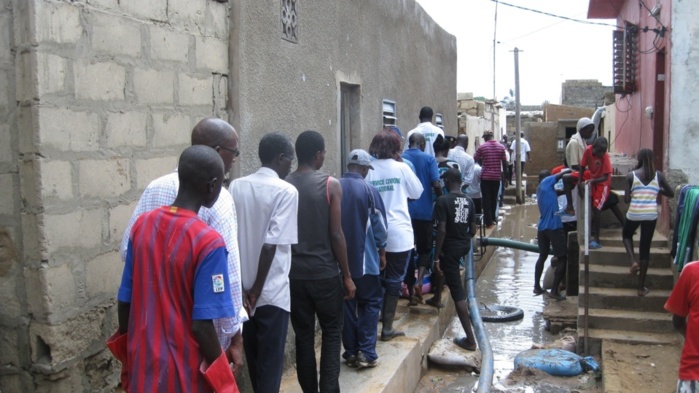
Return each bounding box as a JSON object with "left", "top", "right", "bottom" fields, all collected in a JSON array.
[
  {"left": 489, "top": 0, "right": 620, "bottom": 28},
  {"left": 610, "top": 95, "right": 631, "bottom": 148}
]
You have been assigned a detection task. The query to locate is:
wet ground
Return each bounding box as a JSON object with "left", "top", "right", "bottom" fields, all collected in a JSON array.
[{"left": 415, "top": 203, "right": 601, "bottom": 392}]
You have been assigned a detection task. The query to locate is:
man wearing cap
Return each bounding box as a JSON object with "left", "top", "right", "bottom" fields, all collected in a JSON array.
[
  {"left": 473, "top": 130, "right": 507, "bottom": 229},
  {"left": 339, "top": 149, "right": 388, "bottom": 369},
  {"left": 559, "top": 117, "right": 596, "bottom": 217}
]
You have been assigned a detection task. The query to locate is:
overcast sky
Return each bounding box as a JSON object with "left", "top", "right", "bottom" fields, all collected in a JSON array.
[{"left": 415, "top": 0, "right": 617, "bottom": 105}]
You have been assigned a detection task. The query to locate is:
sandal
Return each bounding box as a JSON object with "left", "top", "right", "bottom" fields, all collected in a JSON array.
[
  {"left": 548, "top": 292, "right": 566, "bottom": 301},
  {"left": 638, "top": 287, "right": 649, "bottom": 297},
  {"left": 589, "top": 241, "right": 602, "bottom": 249},
  {"left": 453, "top": 337, "right": 477, "bottom": 351},
  {"left": 533, "top": 287, "right": 546, "bottom": 296},
  {"left": 425, "top": 297, "right": 445, "bottom": 309},
  {"left": 629, "top": 262, "right": 640, "bottom": 275}
]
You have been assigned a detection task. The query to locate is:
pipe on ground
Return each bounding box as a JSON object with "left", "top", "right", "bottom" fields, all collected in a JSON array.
[
  {"left": 466, "top": 240, "right": 493, "bottom": 392},
  {"left": 480, "top": 237, "right": 544, "bottom": 254}
]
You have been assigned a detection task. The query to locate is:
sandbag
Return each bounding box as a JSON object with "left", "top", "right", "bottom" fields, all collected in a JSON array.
[
  {"left": 514, "top": 348, "right": 583, "bottom": 376},
  {"left": 427, "top": 338, "right": 481, "bottom": 369}
]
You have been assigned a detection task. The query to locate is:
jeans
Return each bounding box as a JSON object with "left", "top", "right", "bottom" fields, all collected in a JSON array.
[
  {"left": 243, "top": 305, "right": 289, "bottom": 393},
  {"left": 290, "top": 276, "right": 344, "bottom": 393},
  {"left": 382, "top": 251, "right": 411, "bottom": 297},
  {"left": 342, "top": 274, "right": 382, "bottom": 362}
]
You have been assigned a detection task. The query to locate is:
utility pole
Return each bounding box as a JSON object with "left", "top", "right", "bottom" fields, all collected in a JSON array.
[
  {"left": 513, "top": 47, "right": 523, "bottom": 204},
  {"left": 491, "top": 0, "right": 498, "bottom": 136}
]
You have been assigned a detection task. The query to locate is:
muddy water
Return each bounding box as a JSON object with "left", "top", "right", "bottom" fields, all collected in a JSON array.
[{"left": 417, "top": 203, "right": 562, "bottom": 392}]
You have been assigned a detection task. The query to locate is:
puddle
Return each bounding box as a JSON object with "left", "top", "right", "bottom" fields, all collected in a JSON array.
[{"left": 416, "top": 204, "right": 573, "bottom": 392}]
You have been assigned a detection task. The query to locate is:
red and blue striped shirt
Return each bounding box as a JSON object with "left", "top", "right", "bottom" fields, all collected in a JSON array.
[
  {"left": 118, "top": 206, "right": 234, "bottom": 392},
  {"left": 474, "top": 140, "right": 507, "bottom": 181}
]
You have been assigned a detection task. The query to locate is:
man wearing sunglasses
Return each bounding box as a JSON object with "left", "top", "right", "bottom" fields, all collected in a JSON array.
[{"left": 120, "top": 117, "right": 247, "bottom": 376}]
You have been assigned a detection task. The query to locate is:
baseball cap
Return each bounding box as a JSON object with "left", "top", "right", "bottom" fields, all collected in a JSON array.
[
  {"left": 348, "top": 149, "right": 374, "bottom": 169},
  {"left": 576, "top": 117, "right": 594, "bottom": 133}
]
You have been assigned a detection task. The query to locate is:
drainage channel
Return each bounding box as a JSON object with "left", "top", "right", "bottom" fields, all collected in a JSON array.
[{"left": 415, "top": 203, "right": 601, "bottom": 393}]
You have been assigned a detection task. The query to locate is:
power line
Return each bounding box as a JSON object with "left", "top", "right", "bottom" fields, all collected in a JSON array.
[{"left": 490, "top": 0, "right": 620, "bottom": 28}]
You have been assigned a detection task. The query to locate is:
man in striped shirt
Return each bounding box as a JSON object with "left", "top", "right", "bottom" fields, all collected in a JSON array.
[
  {"left": 120, "top": 118, "right": 246, "bottom": 372},
  {"left": 112, "top": 145, "right": 239, "bottom": 392},
  {"left": 473, "top": 131, "right": 507, "bottom": 229}
]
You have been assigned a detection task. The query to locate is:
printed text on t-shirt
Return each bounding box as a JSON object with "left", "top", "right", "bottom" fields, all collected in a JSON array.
[{"left": 370, "top": 178, "right": 401, "bottom": 192}]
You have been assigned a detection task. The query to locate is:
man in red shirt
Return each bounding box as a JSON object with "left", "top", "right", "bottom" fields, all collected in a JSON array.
[
  {"left": 473, "top": 131, "right": 507, "bottom": 229},
  {"left": 109, "top": 145, "right": 239, "bottom": 393},
  {"left": 665, "top": 261, "right": 699, "bottom": 390},
  {"left": 578, "top": 137, "right": 611, "bottom": 249}
]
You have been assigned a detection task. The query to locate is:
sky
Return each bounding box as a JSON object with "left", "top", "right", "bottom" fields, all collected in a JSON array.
[{"left": 414, "top": 0, "right": 617, "bottom": 105}]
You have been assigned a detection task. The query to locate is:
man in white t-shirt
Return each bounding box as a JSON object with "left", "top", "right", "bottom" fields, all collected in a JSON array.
[
  {"left": 230, "top": 132, "right": 299, "bottom": 393},
  {"left": 405, "top": 106, "right": 444, "bottom": 156},
  {"left": 367, "top": 129, "right": 423, "bottom": 341},
  {"left": 448, "top": 134, "right": 475, "bottom": 191},
  {"left": 509, "top": 132, "right": 531, "bottom": 177}
]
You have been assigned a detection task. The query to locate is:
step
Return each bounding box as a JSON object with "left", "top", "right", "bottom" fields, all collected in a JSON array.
[
  {"left": 577, "top": 328, "right": 680, "bottom": 356},
  {"left": 583, "top": 246, "right": 672, "bottom": 269},
  {"left": 580, "top": 264, "right": 674, "bottom": 290},
  {"left": 577, "top": 308, "right": 673, "bottom": 334},
  {"left": 601, "top": 340, "right": 681, "bottom": 393},
  {"left": 580, "top": 286, "right": 671, "bottom": 312},
  {"left": 597, "top": 230, "right": 667, "bottom": 248}
]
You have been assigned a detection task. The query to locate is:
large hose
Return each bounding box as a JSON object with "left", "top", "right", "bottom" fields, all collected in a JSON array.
[
  {"left": 466, "top": 239, "right": 493, "bottom": 392},
  {"left": 480, "top": 237, "right": 541, "bottom": 253}
]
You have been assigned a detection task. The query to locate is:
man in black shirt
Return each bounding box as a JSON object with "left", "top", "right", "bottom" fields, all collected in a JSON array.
[{"left": 431, "top": 168, "right": 477, "bottom": 351}]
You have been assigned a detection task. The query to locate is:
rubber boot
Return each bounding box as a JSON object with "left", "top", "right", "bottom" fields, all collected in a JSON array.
[{"left": 381, "top": 294, "right": 405, "bottom": 341}]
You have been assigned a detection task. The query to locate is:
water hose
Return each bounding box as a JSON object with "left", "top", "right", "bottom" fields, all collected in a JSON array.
[
  {"left": 466, "top": 239, "right": 493, "bottom": 392},
  {"left": 480, "top": 237, "right": 541, "bottom": 253}
]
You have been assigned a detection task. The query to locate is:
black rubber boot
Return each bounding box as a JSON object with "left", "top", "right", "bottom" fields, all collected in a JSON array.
[{"left": 381, "top": 294, "right": 405, "bottom": 341}]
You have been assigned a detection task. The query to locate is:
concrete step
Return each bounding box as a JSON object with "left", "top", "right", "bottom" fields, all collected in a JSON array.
[
  {"left": 577, "top": 308, "right": 673, "bottom": 334},
  {"left": 577, "top": 328, "right": 680, "bottom": 356},
  {"left": 584, "top": 246, "right": 672, "bottom": 269},
  {"left": 580, "top": 286, "right": 671, "bottom": 312},
  {"left": 580, "top": 264, "right": 674, "bottom": 290},
  {"left": 597, "top": 229, "right": 668, "bottom": 248}
]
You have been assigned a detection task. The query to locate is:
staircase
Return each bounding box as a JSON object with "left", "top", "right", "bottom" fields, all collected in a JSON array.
[{"left": 576, "top": 228, "right": 680, "bottom": 355}]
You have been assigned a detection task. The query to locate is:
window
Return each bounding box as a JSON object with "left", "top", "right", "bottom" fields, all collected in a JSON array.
[
  {"left": 382, "top": 100, "right": 396, "bottom": 128},
  {"left": 612, "top": 25, "right": 638, "bottom": 95},
  {"left": 435, "top": 113, "right": 444, "bottom": 129},
  {"left": 281, "top": 0, "right": 298, "bottom": 43}
]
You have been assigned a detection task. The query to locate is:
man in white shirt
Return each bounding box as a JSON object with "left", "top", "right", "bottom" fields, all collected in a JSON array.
[
  {"left": 510, "top": 132, "right": 531, "bottom": 177},
  {"left": 448, "top": 134, "right": 475, "bottom": 190},
  {"left": 230, "top": 132, "right": 299, "bottom": 393},
  {"left": 405, "top": 106, "right": 444, "bottom": 156},
  {"left": 120, "top": 118, "right": 246, "bottom": 374}
]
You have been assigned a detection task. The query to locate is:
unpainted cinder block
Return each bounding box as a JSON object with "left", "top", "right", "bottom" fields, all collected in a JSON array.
[
  {"left": 0, "top": 124, "right": 11, "bottom": 165},
  {"left": 118, "top": 0, "right": 167, "bottom": 22},
  {"left": 24, "top": 264, "right": 77, "bottom": 319},
  {"left": 149, "top": 26, "right": 190, "bottom": 63},
  {"left": 74, "top": 61, "right": 125, "bottom": 101},
  {"left": 0, "top": 13, "right": 12, "bottom": 63},
  {"left": 36, "top": 52, "right": 67, "bottom": 96},
  {"left": 135, "top": 156, "right": 176, "bottom": 191},
  {"left": 108, "top": 201, "right": 136, "bottom": 246},
  {"left": 43, "top": 208, "right": 102, "bottom": 254},
  {"left": 195, "top": 36, "right": 228, "bottom": 74},
  {"left": 0, "top": 273, "right": 21, "bottom": 323},
  {"left": 104, "top": 111, "right": 148, "bottom": 148},
  {"left": 203, "top": 0, "right": 229, "bottom": 39},
  {"left": 152, "top": 112, "right": 191, "bottom": 148},
  {"left": 85, "top": 251, "right": 122, "bottom": 299},
  {"left": 90, "top": 11, "right": 141, "bottom": 57},
  {"left": 37, "top": 107, "right": 100, "bottom": 152},
  {"left": 78, "top": 158, "right": 130, "bottom": 199},
  {"left": 167, "top": 0, "right": 207, "bottom": 31},
  {"left": 133, "top": 68, "right": 174, "bottom": 106},
  {"left": 178, "top": 73, "right": 211, "bottom": 107},
  {"left": 39, "top": 160, "right": 73, "bottom": 201},
  {"left": 0, "top": 173, "right": 14, "bottom": 215},
  {"left": 0, "top": 324, "right": 21, "bottom": 367},
  {"left": 35, "top": 1, "right": 83, "bottom": 45}
]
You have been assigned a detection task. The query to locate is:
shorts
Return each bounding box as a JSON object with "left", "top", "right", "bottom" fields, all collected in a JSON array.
[
  {"left": 440, "top": 247, "right": 469, "bottom": 302},
  {"left": 677, "top": 380, "right": 699, "bottom": 393},
  {"left": 537, "top": 229, "right": 567, "bottom": 258},
  {"left": 412, "top": 219, "right": 433, "bottom": 255},
  {"left": 590, "top": 182, "right": 610, "bottom": 211}
]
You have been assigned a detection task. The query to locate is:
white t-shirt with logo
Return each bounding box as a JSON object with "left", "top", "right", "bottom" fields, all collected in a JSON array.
[
  {"left": 366, "top": 159, "right": 423, "bottom": 252},
  {"left": 405, "top": 122, "right": 445, "bottom": 156}
]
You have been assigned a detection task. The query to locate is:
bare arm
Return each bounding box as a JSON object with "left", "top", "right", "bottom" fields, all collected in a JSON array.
[
  {"left": 657, "top": 172, "right": 675, "bottom": 199},
  {"left": 432, "top": 180, "right": 443, "bottom": 197},
  {"left": 328, "top": 177, "right": 356, "bottom": 300},
  {"left": 191, "top": 320, "right": 223, "bottom": 365},
  {"left": 246, "top": 243, "right": 276, "bottom": 313},
  {"left": 624, "top": 172, "right": 634, "bottom": 204}
]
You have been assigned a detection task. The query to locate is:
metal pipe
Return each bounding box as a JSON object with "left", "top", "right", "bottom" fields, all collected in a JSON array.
[
  {"left": 583, "top": 182, "right": 590, "bottom": 355},
  {"left": 466, "top": 240, "right": 493, "bottom": 392}
]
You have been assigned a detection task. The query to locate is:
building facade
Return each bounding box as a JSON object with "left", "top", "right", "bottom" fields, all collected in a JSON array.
[{"left": 0, "top": 0, "right": 457, "bottom": 391}]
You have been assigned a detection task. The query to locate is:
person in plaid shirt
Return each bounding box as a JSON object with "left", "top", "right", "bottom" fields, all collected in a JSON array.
[{"left": 120, "top": 118, "right": 247, "bottom": 373}]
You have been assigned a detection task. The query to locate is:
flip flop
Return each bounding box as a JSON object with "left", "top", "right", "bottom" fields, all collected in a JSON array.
[
  {"left": 425, "top": 297, "right": 445, "bottom": 309},
  {"left": 548, "top": 292, "right": 566, "bottom": 301},
  {"left": 589, "top": 241, "right": 602, "bottom": 249},
  {"left": 533, "top": 288, "right": 546, "bottom": 296},
  {"left": 453, "top": 337, "right": 477, "bottom": 351},
  {"left": 629, "top": 262, "right": 640, "bottom": 275},
  {"left": 638, "top": 287, "right": 649, "bottom": 297}
]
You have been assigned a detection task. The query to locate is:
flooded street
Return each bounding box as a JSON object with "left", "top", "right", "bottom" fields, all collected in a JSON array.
[{"left": 416, "top": 203, "right": 599, "bottom": 392}]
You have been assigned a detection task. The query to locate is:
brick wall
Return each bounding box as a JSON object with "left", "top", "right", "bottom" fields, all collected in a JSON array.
[
  {"left": 0, "top": 1, "right": 230, "bottom": 391},
  {"left": 561, "top": 79, "right": 612, "bottom": 109}
]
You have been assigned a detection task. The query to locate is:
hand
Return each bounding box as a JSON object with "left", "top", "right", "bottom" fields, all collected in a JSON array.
[
  {"left": 434, "top": 261, "right": 442, "bottom": 273},
  {"left": 343, "top": 276, "right": 356, "bottom": 300},
  {"left": 226, "top": 331, "right": 244, "bottom": 376},
  {"left": 379, "top": 254, "right": 387, "bottom": 271},
  {"left": 245, "top": 290, "right": 260, "bottom": 314}
]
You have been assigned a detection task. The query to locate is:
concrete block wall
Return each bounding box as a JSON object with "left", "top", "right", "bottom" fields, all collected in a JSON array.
[{"left": 1, "top": 0, "right": 230, "bottom": 391}]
